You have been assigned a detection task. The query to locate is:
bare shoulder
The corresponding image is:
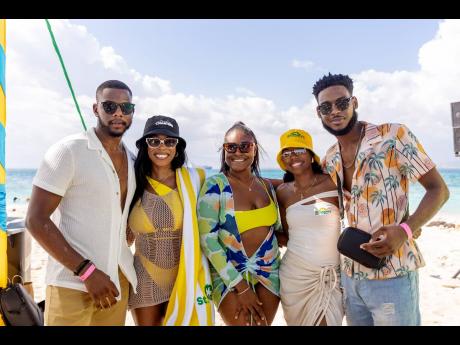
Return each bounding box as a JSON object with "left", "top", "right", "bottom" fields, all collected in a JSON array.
[
  {"left": 317, "top": 173, "right": 337, "bottom": 191},
  {"left": 276, "top": 182, "right": 293, "bottom": 202}
]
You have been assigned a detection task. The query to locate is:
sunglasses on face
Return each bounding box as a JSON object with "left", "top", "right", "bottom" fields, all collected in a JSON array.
[
  {"left": 281, "top": 148, "right": 308, "bottom": 160},
  {"left": 223, "top": 142, "right": 254, "bottom": 153},
  {"left": 145, "top": 137, "right": 179, "bottom": 148},
  {"left": 317, "top": 96, "right": 353, "bottom": 116},
  {"left": 100, "top": 101, "right": 135, "bottom": 115}
]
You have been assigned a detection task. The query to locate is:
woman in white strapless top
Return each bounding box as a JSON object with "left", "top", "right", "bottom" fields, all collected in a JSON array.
[{"left": 275, "top": 129, "right": 344, "bottom": 326}]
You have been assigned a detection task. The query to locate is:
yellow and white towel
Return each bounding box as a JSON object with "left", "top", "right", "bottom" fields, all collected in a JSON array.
[{"left": 163, "top": 166, "right": 214, "bottom": 326}]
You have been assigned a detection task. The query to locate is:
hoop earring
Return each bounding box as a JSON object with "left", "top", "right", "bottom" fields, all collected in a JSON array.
[{"left": 175, "top": 152, "right": 179, "bottom": 158}]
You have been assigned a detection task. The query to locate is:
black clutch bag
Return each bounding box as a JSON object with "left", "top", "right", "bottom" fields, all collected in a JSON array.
[
  {"left": 335, "top": 173, "right": 386, "bottom": 270},
  {"left": 337, "top": 226, "right": 385, "bottom": 269},
  {"left": 0, "top": 276, "right": 44, "bottom": 326}
]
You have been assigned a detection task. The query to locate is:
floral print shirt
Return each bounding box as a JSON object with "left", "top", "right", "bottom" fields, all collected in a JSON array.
[
  {"left": 323, "top": 122, "right": 435, "bottom": 280},
  {"left": 197, "top": 173, "right": 282, "bottom": 307}
]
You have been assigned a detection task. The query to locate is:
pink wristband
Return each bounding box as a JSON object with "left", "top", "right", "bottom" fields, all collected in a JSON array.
[
  {"left": 399, "top": 223, "right": 413, "bottom": 240},
  {"left": 79, "top": 264, "right": 96, "bottom": 282}
]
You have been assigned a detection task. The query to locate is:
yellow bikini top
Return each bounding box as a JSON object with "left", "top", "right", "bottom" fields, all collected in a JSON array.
[{"left": 234, "top": 180, "right": 278, "bottom": 235}]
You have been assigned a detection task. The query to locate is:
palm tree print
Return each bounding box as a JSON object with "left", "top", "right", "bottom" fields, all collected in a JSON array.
[
  {"left": 402, "top": 143, "right": 418, "bottom": 160},
  {"left": 371, "top": 189, "right": 387, "bottom": 217},
  {"left": 395, "top": 266, "right": 410, "bottom": 276},
  {"left": 384, "top": 174, "right": 399, "bottom": 218},
  {"left": 407, "top": 250, "right": 417, "bottom": 264},
  {"left": 397, "top": 133, "right": 427, "bottom": 175},
  {"left": 368, "top": 152, "right": 390, "bottom": 223},
  {"left": 325, "top": 123, "right": 433, "bottom": 281},
  {"left": 363, "top": 172, "right": 379, "bottom": 228},
  {"left": 382, "top": 139, "right": 398, "bottom": 216},
  {"left": 399, "top": 162, "right": 415, "bottom": 180},
  {"left": 351, "top": 185, "right": 363, "bottom": 223}
]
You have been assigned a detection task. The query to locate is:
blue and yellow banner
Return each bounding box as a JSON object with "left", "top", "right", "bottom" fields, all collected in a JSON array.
[{"left": 0, "top": 18, "right": 7, "bottom": 327}]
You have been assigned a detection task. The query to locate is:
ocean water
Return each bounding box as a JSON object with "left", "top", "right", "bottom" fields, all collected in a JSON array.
[{"left": 5, "top": 168, "right": 460, "bottom": 217}]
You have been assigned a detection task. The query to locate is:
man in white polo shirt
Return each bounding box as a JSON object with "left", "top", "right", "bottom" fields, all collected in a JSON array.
[{"left": 26, "top": 80, "right": 138, "bottom": 326}]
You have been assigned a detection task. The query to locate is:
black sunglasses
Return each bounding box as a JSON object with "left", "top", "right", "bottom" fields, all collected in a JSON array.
[
  {"left": 100, "top": 101, "right": 135, "bottom": 115},
  {"left": 223, "top": 142, "right": 254, "bottom": 153},
  {"left": 317, "top": 96, "right": 353, "bottom": 116}
]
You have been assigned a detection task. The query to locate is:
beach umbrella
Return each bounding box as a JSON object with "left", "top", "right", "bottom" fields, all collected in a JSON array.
[{"left": 0, "top": 18, "right": 7, "bottom": 326}]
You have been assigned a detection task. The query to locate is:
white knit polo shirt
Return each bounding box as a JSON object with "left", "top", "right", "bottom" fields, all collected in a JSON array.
[{"left": 33, "top": 128, "right": 138, "bottom": 297}]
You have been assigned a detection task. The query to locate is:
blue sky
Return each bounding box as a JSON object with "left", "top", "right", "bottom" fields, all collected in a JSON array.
[
  {"left": 73, "top": 19, "right": 441, "bottom": 108},
  {"left": 5, "top": 19, "right": 460, "bottom": 169}
]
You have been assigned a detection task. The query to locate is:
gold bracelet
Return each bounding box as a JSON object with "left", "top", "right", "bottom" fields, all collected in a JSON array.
[{"left": 236, "top": 285, "right": 250, "bottom": 296}]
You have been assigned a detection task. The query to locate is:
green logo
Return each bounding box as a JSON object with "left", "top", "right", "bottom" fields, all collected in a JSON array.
[
  {"left": 315, "top": 207, "right": 332, "bottom": 216},
  {"left": 204, "top": 284, "right": 213, "bottom": 299},
  {"left": 197, "top": 284, "right": 213, "bottom": 305},
  {"left": 287, "top": 131, "right": 304, "bottom": 139}
]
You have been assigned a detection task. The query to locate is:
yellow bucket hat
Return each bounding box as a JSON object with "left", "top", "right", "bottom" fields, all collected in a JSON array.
[{"left": 276, "top": 129, "right": 321, "bottom": 171}]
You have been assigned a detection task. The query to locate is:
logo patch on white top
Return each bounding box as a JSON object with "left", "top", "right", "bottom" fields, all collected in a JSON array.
[
  {"left": 314, "top": 206, "right": 332, "bottom": 216},
  {"left": 155, "top": 120, "right": 174, "bottom": 128}
]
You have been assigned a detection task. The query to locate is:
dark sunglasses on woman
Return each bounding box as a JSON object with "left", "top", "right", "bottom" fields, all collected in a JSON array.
[
  {"left": 223, "top": 142, "right": 254, "bottom": 153},
  {"left": 146, "top": 137, "right": 179, "bottom": 148}
]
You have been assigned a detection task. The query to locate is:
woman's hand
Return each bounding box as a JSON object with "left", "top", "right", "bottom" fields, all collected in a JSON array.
[
  {"left": 126, "top": 226, "right": 135, "bottom": 247},
  {"left": 233, "top": 283, "right": 266, "bottom": 326},
  {"left": 275, "top": 232, "right": 288, "bottom": 247}
]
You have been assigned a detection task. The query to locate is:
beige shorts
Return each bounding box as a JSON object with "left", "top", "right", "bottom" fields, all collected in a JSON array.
[{"left": 44, "top": 269, "right": 129, "bottom": 326}]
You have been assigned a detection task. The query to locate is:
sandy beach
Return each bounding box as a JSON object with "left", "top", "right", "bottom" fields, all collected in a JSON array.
[{"left": 7, "top": 204, "right": 460, "bottom": 326}]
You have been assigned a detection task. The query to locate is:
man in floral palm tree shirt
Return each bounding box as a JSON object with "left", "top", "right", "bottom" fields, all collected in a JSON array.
[{"left": 314, "top": 73, "right": 450, "bottom": 326}]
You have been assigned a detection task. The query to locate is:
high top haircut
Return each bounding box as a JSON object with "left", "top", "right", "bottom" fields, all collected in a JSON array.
[{"left": 312, "top": 73, "right": 353, "bottom": 100}]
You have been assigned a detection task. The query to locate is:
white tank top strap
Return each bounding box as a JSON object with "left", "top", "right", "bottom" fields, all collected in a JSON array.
[
  {"left": 311, "top": 190, "right": 339, "bottom": 199},
  {"left": 287, "top": 190, "right": 339, "bottom": 210}
]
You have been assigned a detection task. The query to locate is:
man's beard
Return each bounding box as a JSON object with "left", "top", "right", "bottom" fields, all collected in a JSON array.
[
  {"left": 321, "top": 110, "right": 358, "bottom": 137},
  {"left": 98, "top": 118, "right": 131, "bottom": 137}
]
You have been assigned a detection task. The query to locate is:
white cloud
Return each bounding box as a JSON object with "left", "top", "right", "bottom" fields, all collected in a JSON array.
[
  {"left": 5, "top": 19, "right": 460, "bottom": 170},
  {"left": 100, "top": 46, "right": 128, "bottom": 72},
  {"left": 235, "top": 87, "right": 256, "bottom": 97},
  {"left": 291, "top": 59, "right": 324, "bottom": 72}
]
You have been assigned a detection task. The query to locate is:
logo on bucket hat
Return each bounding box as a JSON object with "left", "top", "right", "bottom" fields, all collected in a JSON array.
[
  {"left": 155, "top": 120, "right": 174, "bottom": 128},
  {"left": 287, "top": 131, "right": 305, "bottom": 139},
  {"left": 135, "top": 115, "right": 186, "bottom": 149}
]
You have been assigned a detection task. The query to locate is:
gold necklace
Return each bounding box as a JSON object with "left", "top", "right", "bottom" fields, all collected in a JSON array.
[
  {"left": 295, "top": 175, "right": 318, "bottom": 200},
  {"left": 341, "top": 124, "right": 365, "bottom": 169},
  {"left": 228, "top": 173, "right": 257, "bottom": 192}
]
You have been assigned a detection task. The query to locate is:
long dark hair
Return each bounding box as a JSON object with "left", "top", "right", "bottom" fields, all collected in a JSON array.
[
  {"left": 130, "top": 138, "right": 187, "bottom": 212},
  {"left": 282, "top": 150, "right": 323, "bottom": 182},
  {"left": 219, "top": 121, "right": 262, "bottom": 177}
]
